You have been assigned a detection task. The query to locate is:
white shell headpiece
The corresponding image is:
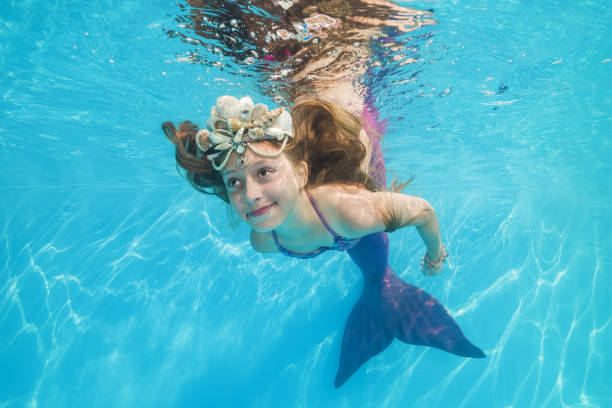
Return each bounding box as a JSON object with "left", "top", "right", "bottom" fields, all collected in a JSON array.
[{"left": 196, "top": 95, "right": 294, "bottom": 170}]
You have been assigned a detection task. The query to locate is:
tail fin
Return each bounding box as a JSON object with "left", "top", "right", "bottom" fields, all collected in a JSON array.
[
  {"left": 334, "top": 268, "right": 484, "bottom": 388},
  {"left": 336, "top": 233, "right": 485, "bottom": 388},
  {"left": 334, "top": 286, "right": 393, "bottom": 388}
]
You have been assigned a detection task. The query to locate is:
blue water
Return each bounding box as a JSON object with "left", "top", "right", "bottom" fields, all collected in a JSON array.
[{"left": 1, "top": 0, "right": 611, "bottom": 407}]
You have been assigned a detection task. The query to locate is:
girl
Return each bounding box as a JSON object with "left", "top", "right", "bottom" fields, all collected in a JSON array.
[{"left": 162, "top": 94, "right": 484, "bottom": 388}]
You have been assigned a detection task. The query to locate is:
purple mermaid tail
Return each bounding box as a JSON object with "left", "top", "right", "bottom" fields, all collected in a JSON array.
[{"left": 335, "top": 232, "right": 485, "bottom": 388}]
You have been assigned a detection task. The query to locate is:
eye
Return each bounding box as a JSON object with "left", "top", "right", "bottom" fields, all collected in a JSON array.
[
  {"left": 258, "top": 167, "right": 274, "bottom": 178},
  {"left": 225, "top": 177, "right": 241, "bottom": 189}
]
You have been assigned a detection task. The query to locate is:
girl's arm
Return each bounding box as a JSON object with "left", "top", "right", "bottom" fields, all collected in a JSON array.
[
  {"left": 317, "top": 186, "right": 446, "bottom": 275},
  {"left": 382, "top": 193, "right": 447, "bottom": 276}
]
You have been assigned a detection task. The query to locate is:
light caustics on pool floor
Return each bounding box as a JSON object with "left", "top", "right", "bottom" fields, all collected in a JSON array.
[{"left": 1, "top": 0, "right": 611, "bottom": 407}]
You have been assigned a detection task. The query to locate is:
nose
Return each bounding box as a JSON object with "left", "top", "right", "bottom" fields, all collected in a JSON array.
[{"left": 243, "top": 176, "right": 263, "bottom": 204}]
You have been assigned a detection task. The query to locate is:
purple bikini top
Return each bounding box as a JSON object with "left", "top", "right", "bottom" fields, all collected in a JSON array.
[{"left": 271, "top": 190, "right": 361, "bottom": 259}]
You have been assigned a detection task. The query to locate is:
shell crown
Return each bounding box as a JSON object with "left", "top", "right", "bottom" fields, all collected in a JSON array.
[{"left": 195, "top": 95, "right": 295, "bottom": 170}]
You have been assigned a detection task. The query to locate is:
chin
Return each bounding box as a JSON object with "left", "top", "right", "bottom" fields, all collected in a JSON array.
[
  {"left": 247, "top": 219, "right": 278, "bottom": 233},
  {"left": 250, "top": 224, "right": 274, "bottom": 233}
]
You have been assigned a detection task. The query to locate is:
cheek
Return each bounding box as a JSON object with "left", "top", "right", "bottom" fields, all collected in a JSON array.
[
  {"left": 271, "top": 179, "right": 298, "bottom": 204},
  {"left": 274, "top": 182, "right": 299, "bottom": 211},
  {"left": 227, "top": 191, "right": 244, "bottom": 213}
]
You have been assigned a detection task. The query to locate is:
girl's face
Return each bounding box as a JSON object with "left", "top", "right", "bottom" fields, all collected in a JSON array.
[{"left": 221, "top": 143, "right": 307, "bottom": 232}]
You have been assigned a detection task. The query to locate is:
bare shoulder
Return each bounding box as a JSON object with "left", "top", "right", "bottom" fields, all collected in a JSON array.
[
  {"left": 250, "top": 229, "right": 279, "bottom": 254},
  {"left": 309, "top": 184, "right": 385, "bottom": 238}
]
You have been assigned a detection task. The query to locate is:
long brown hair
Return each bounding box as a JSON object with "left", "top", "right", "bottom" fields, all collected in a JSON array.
[{"left": 162, "top": 98, "right": 380, "bottom": 203}]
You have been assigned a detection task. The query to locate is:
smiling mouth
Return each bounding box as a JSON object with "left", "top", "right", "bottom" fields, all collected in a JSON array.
[{"left": 248, "top": 203, "right": 276, "bottom": 218}]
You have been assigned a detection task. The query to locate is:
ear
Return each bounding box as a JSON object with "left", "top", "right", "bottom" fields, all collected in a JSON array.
[{"left": 294, "top": 160, "right": 308, "bottom": 190}]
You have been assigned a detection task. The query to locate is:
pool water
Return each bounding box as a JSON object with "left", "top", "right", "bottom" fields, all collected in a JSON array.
[{"left": 1, "top": 0, "right": 611, "bottom": 407}]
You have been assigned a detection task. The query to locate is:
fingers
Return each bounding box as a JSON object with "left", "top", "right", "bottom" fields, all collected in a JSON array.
[{"left": 420, "top": 261, "right": 442, "bottom": 277}]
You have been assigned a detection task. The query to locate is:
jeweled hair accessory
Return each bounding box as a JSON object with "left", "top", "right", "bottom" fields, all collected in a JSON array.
[{"left": 195, "top": 95, "right": 294, "bottom": 170}]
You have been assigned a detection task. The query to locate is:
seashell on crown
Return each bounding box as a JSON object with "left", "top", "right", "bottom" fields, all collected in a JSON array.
[{"left": 195, "top": 95, "right": 295, "bottom": 171}]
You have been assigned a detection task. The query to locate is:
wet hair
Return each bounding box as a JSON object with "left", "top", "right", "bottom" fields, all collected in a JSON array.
[
  {"left": 290, "top": 99, "right": 380, "bottom": 191},
  {"left": 162, "top": 98, "right": 380, "bottom": 204}
]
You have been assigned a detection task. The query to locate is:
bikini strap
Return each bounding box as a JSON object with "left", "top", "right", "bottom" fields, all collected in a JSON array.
[{"left": 305, "top": 190, "right": 342, "bottom": 239}]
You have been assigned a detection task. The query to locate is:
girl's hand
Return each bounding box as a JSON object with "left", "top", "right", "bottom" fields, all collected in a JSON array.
[{"left": 420, "top": 246, "right": 448, "bottom": 277}]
